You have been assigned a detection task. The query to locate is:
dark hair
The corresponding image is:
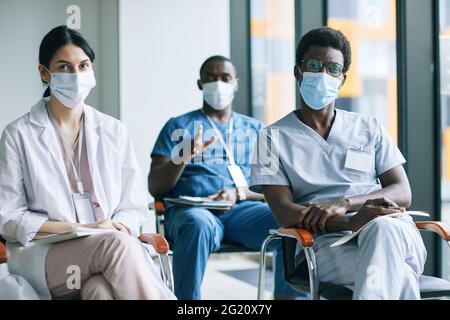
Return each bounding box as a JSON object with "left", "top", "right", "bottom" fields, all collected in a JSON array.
[
  {"left": 296, "top": 27, "right": 351, "bottom": 73},
  {"left": 39, "top": 25, "right": 95, "bottom": 97},
  {"left": 199, "top": 55, "right": 234, "bottom": 77}
]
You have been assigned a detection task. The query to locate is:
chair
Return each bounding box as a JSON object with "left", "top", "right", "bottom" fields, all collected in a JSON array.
[
  {"left": 0, "top": 238, "right": 6, "bottom": 265},
  {"left": 257, "top": 220, "right": 450, "bottom": 300},
  {"left": 152, "top": 199, "right": 258, "bottom": 255},
  {"left": 0, "top": 232, "right": 174, "bottom": 299}
]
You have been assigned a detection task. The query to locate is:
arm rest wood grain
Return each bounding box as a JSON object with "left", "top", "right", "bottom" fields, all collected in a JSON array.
[
  {"left": 416, "top": 221, "right": 450, "bottom": 241},
  {"left": 278, "top": 227, "right": 314, "bottom": 247},
  {"left": 139, "top": 233, "right": 170, "bottom": 254},
  {"left": 0, "top": 241, "right": 7, "bottom": 264},
  {"left": 154, "top": 200, "right": 166, "bottom": 215}
]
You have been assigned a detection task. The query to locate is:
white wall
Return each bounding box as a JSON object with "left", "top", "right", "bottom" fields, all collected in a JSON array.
[
  {"left": 0, "top": 0, "right": 120, "bottom": 133},
  {"left": 119, "top": 0, "right": 231, "bottom": 193},
  {"left": 0, "top": 0, "right": 230, "bottom": 200}
]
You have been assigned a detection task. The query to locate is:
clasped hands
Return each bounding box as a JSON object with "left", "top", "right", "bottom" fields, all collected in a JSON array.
[{"left": 301, "top": 197, "right": 406, "bottom": 234}]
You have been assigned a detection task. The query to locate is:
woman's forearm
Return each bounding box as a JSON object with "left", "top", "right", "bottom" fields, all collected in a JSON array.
[{"left": 38, "top": 220, "right": 77, "bottom": 234}]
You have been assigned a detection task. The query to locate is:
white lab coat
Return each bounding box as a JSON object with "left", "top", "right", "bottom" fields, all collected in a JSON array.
[
  {"left": 0, "top": 264, "right": 39, "bottom": 300},
  {"left": 0, "top": 98, "right": 149, "bottom": 299}
]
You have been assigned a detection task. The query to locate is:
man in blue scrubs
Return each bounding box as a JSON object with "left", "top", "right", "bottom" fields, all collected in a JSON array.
[{"left": 148, "top": 56, "right": 304, "bottom": 300}]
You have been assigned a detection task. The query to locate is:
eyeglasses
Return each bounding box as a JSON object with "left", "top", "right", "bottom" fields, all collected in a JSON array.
[{"left": 301, "top": 58, "right": 344, "bottom": 78}]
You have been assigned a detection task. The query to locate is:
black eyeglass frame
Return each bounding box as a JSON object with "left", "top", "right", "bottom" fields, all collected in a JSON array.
[{"left": 299, "top": 58, "right": 345, "bottom": 78}]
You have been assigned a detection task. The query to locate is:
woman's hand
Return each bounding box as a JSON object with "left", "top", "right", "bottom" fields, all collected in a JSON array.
[
  {"left": 349, "top": 198, "right": 405, "bottom": 232},
  {"left": 302, "top": 198, "right": 350, "bottom": 234},
  {"left": 208, "top": 189, "right": 238, "bottom": 205},
  {"left": 82, "top": 220, "right": 130, "bottom": 234}
]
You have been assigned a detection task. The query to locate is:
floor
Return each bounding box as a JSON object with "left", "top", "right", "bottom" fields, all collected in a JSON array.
[
  {"left": 144, "top": 214, "right": 276, "bottom": 299},
  {"left": 201, "top": 253, "right": 274, "bottom": 300}
]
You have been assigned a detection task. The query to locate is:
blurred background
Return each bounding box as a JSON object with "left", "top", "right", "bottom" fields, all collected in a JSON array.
[{"left": 0, "top": 0, "right": 448, "bottom": 290}]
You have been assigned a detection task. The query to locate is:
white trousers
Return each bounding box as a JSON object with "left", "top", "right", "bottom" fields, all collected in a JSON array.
[{"left": 297, "top": 215, "right": 428, "bottom": 299}]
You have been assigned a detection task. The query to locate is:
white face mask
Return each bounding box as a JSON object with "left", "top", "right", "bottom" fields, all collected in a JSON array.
[
  {"left": 202, "top": 81, "right": 236, "bottom": 110},
  {"left": 44, "top": 66, "right": 96, "bottom": 108},
  {"left": 299, "top": 72, "right": 342, "bottom": 110}
]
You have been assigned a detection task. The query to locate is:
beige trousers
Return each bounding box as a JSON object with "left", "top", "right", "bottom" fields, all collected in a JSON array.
[{"left": 45, "top": 231, "right": 176, "bottom": 300}]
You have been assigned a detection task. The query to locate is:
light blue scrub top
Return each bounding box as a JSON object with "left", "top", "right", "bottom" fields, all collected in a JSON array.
[
  {"left": 250, "top": 109, "right": 406, "bottom": 204},
  {"left": 152, "top": 109, "right": 264, "bottom": 198}
]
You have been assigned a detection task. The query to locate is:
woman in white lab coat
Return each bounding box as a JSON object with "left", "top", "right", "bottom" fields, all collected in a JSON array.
[{"left": 0, "top": 25, "right": 175, "bottom": 300}]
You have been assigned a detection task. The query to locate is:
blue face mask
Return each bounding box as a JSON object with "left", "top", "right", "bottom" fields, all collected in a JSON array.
[{"left": 299, "top": 72, "right": 342, "bottom": 110}]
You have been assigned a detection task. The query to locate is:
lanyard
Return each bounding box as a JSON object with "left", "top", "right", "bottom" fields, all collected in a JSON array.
[
  {"left": 202, "top": 111, "right": 235, "bottom": 165},
  {"left": 47, "top": 105, "right": 85, "bottom": 194},
  {"left": 71, "top": 123, "right": 84, "bottom": 194}
]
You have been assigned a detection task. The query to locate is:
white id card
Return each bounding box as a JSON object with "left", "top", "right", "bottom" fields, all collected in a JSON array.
[
  {"left": 228, "top": 165, "right": 249, "bottom": 188},
  {"left": 72, "top": 192, "right": 96, "bottom": 224},
  {"left": 344, "top": 149, "right": 374, "bottom": 173}
]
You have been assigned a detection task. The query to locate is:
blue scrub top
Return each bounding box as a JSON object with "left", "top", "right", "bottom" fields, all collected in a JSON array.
[{"left": 151, "top": 109, "right": 264, "bottom": 198}]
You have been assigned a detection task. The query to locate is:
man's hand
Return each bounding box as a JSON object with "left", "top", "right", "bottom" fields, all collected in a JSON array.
[
  {"left": 208, "top": 189, "right": 238, "bottom": 205},
  {"left": 302, "top": 198, "right": 350, "bottom": 234},
  {"left": 82, "top": 220, "right": 130, "bottom": 234},
  {"left": 349, "top": 198, "right": 405, "bottom": 232},
  {"left": 189, "top": 124, "right": 216, "bottom": 160}
]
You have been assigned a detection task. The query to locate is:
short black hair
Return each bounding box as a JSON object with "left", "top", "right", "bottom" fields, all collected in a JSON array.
[
  {"left": 296, "top": 27, "right": 351, "bottom": 73},
  {"left": 39, "top": 25, "right": 95, "bottom": 97},
  {"left": 199, "top": 55, "right": 234, "bottom": 77}
]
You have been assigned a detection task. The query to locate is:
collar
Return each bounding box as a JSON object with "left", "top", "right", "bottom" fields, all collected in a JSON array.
[{"left": 29, "top": 98, "right": 101, "bottom": 129}]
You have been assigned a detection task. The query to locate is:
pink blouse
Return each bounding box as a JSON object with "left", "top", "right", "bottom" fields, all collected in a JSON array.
[{"left": 48, "top": 108, "right": 103, "bottom": 223}]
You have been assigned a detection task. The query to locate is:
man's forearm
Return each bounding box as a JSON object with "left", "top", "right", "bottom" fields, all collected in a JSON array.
[
  {"left": 149, "top": 161, "right": 186, "bottom": 196},
  {"left": 270, "top": 202, "right": 308, "bottom": 228},
  {"left": 345, "top": 183, "right": 411, "bottom": 212},
  {"left": 325, "top": 215, "right": 352, "bottom": 232}
]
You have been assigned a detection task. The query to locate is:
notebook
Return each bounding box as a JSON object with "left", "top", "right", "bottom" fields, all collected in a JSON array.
[
  {"left": 329, "top": 211, "right": 430, "bottom": 248},
  {"left": 32, "top": 227, "right": 113, "bottom": 245},
  {"left": 164, "top": 196, "right": 233, "bottom": 210}
]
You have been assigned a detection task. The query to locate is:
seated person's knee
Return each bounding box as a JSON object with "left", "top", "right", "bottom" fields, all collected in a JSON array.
[{"left": 180, "top": 213, "right": 216, "bottom": 238}]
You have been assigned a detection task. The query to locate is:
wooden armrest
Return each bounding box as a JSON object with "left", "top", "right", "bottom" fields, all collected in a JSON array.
[
  {"left": 416, "top": 221, "right": 450, "bottom": 241},
  {"left": 0, "top": 242, "right": 7, "bottom": 264},
  {"left": 139, "top": 233, "right": 170, "bottom": 254},
  {"left": 278, "top": 227, "right": 314, "bottom": 248},
  {"left": 154, "top": 200, "right": 166, "bottom": 215}
]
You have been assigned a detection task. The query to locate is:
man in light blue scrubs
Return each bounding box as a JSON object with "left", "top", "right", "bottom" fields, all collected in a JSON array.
[
  {"left": 251, "top": 27, "right": 436, "bottom": 299},
  {"left": 148, "top": 56, "right": 305, "bottom": 300}
]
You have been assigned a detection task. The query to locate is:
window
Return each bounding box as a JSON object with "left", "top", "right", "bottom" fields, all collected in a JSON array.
[
  {"left": 439, "top": 0, "right": 450, "bottom": 281},
  {"left": 328, "top": 0, "right": 398, "bottom": 142},
  {"left": 250, "top": 0, "right": 296, "bottom": 124}
]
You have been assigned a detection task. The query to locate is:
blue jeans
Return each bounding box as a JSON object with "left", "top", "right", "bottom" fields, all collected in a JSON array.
[{"left": 164, "top": 200, "right": 308, "bottom": 300}]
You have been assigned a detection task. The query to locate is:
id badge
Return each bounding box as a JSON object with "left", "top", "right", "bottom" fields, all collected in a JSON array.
[
  {"left": 344, "top": 149, "right": 374, "bottom": 173},
  {"left": 228, "top": 165, "right": 249, "bottom": 188},
  {"left": 72, "top": 192, "right": 96, "bottom": 224}
]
